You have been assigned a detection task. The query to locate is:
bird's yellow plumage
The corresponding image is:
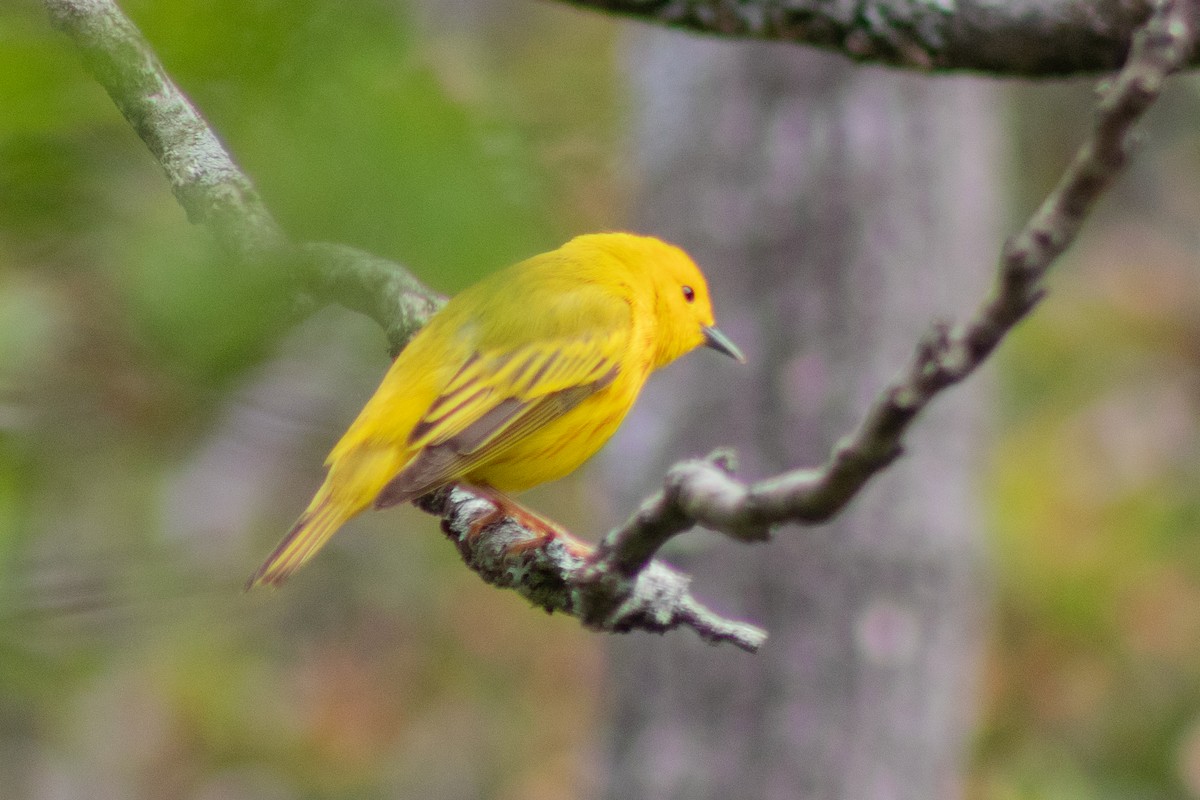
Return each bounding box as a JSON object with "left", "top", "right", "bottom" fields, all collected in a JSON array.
[{"left": 247, "top": 232, "right": 742, "bottom": 587}]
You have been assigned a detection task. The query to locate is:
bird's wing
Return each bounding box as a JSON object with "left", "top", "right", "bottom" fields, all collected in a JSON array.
[{"left": 373, "top": 327, "right": 625, "bottom": 509}]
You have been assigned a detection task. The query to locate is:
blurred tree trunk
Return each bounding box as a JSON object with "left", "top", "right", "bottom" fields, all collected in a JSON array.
[{"left": 598, "top": 33, "right": 1002, "bottom": 800}]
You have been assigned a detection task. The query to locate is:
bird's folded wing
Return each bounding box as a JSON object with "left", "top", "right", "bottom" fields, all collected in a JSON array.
[{"left": 373, "top": 334, "right": 622, "bottom": 508}]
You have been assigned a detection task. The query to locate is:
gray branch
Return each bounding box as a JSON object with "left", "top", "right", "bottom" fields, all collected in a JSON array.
[
  {"left": 43, "top": 0, "right": 441, "bottom": 350},
  {"left": 419, "top": 0, "right": 1195, "bottom": 649},
  {"left": 416, "top": 489, "right": 768, "bottom": 653},
  {"left": 44, "top": 0, "right": 284, "bottom": 261},
  {"left": 295, "top": 243, "right": 444, "bottom": 357},
  {"left": 559, "top": 0, "right": 1192, "bottom": 77},
  {"left": 571, "top": 0, "right": 1197, "bottom": 613},
  {"left": 44, "top": 0, "right": 1195, "bottom": 650}
]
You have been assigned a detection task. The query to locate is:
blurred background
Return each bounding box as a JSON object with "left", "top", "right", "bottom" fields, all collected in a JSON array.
[{"left": 2, "top": 0, "right": 1200, "bottom": 797}]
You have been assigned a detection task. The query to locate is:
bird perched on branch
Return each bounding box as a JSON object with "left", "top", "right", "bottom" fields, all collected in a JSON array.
[{"left": 247, "top": 232, "right": 744, "bottom": 588}]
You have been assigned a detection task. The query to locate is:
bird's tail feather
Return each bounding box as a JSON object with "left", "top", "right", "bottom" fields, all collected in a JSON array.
[{"left": 245, "top": 490, "right": 349, "bottom": 589}]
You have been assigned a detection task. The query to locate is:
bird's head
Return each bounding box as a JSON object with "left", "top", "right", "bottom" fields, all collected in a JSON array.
[
  {"left": 635, "top": 236, "right": 745, "bottom": 369},
  {"left": 564, "top": 232, "right": 745, "bottom": 369}
]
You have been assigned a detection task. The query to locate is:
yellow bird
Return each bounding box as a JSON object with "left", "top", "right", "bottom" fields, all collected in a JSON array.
[{"left": 247, "top": 232, "right": 743, "bottom": 587}]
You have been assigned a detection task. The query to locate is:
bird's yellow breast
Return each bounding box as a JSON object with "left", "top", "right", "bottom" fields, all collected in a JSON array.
[
  {"left": 463, "top": 365, "right": 646, "bottom": 491},
  {"left": 246, "top": 232, "right": 737, "bottom": 588}
]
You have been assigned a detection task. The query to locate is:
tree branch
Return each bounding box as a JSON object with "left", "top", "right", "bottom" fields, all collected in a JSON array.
[
  {"left": 45, "top": 0, "right": 1195, "bottom": 650},
  {"left": 559, "top": 0, "right": 1189, "bottom": 77},
  {"left": 295, "top": 243, "right": 444, "bottom": 357},
  {"left": 424, "top": 0, "right": 1196, "bottom": 649},
  {"left": 44, "top": 0, "right": 283, "bottom": 262},
  {"left": 416, "top": 488, "right": 768, "bottom": 653},
  {"left": 43, "top": 0, "right": 442, "bottom": 349}
]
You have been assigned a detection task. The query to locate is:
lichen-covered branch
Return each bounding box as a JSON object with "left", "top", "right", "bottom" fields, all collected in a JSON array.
[
  {"left": 43, "top": 0, "right": 441, "bottom": 347},
  {"left": 560, "top": 0, "right": 1189, "bottom": 77},
  {"left": 423, "top": 0, "right": 1195, "bottom": 648},
  {"left": 44, "top": 0, "right": 760, "bottom": 649},
  {"left": 416, "top": 489, "right": 768, "bottom": 653},
  {"left": 44, "top": 0, "right": 284, "bottom": 262},
  {"left": 570, "top": 0, "right": 1197, "bottom": 590},
  {"left": 46, "top": 0, "right": 1196, "bottom": 650}
]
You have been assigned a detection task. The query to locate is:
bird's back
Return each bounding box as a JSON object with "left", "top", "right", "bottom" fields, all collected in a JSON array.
[
  {"left": 247, "top": 232, "right": 717, "bottom": 587},
  {"left": 331, "top": 238, "right": 651, "bottom": 501}
]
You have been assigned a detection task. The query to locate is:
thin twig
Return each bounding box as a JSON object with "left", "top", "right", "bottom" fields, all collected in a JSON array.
[
  {"left": 46, "top": 0, "right": 1195, "bottom": 650},
  {"left": 432, "top": 0, "right": 1195, "bottom": 648},
  {"left": 575, "top": 0, "right": 1197, "bottom": 582}
]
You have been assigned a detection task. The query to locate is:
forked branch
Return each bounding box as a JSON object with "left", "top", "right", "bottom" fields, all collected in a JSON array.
[
  {"left": 44, "top": 0, "right": 1195, "bottom": 652},
  {"left": 424, "top": 0, "right": 1196, "bottom": 650}
]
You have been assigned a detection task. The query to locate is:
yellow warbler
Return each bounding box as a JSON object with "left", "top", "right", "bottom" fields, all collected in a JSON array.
[{"left": 248, "top": 232, "right": 743, "bottom": 587}]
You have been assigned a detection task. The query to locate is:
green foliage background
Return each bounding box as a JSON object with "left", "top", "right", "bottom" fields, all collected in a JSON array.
[{"left": 5, "top": 1, "right": 1200, "bottom": 798}]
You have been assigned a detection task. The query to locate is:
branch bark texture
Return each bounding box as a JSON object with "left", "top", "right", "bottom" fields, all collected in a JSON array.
[
  {"left": 574, "top": 0, "right": 1196, "bottom": 607},
  {"left": 561, "top": 0, "right": 1179, "bottom": 76},
  {"left": 44, "top": 0, "right": 285, "bottom": 262},
  {"left": 44, "top": 0, "right": 1197, "bottom": 652},
  {"left": 43, "top": 0, "right": 442, "bottom": 349},
  {"left": 417, "top": 489, "right": 767, "bottom": 652},
  {"left": 410, "top": 0, "right": 1194, "bottom": 649}
]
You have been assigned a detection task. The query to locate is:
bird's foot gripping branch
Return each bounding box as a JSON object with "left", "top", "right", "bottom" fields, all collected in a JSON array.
[
  {"left": 47, "top": 0, "right": 1197, "bottom": 653},
  {"left": 417, "top": 480, "right": 769, "bottom": 653}
]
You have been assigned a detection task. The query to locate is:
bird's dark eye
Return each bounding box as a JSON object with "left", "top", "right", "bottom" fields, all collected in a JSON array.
[{"left": 682, "top": 285, "right": 695, "bottom": 303}]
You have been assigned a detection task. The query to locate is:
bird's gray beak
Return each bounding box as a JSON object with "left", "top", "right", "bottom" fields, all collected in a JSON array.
[{"left": 703, "top": 325, "right": 746, "bottom": 363}]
